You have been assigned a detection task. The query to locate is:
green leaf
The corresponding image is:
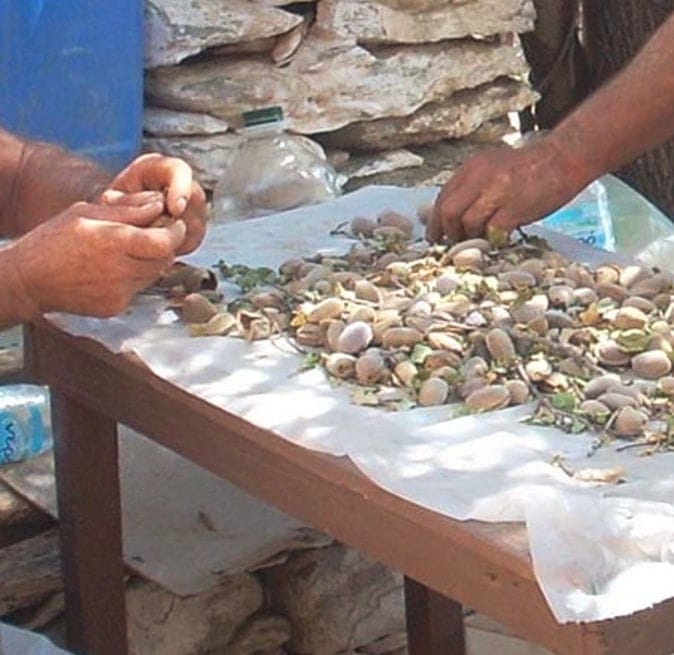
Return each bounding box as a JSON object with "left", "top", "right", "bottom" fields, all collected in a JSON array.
[
  {"left": 299, "top": 352, "right": 321, "bottom": 372},
  {"left": 569, "top": 416, "right": 589, "bottom": 434},
  {"left": 410, "top": 343, "right": 434, "bottom": 365},
  {"left": 613, "top": 328, "right": 650, "bottom": 353},
  {"left": 551, "top": 392, "right": 577, "bottom": 412},
  {"left": 217, "top": 262, "right": 278, "bottom": 292},
  {"left": 351, "top": 386, "right": 380, "bottom": 406}
]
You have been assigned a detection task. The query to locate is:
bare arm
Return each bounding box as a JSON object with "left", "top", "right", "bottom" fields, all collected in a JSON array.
[
  {"left": 429, "top": 12, "right": 674, "bottom": 242},
  {"left": 0, "top": 128, "right": 111, "bottom": 237},
  {"left": 0, "top": 127, "right": 208, "bottom": 328},
  {"left": 551, "top": 12, "right": 674, "bottom": 185}
]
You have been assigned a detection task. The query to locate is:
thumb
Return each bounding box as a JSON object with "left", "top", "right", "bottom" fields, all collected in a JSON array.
[{"left": 124, "top": 220, "right": 187, "bottom": 260}]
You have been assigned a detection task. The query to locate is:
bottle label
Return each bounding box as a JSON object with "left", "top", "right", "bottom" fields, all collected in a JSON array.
[
  {"left": 0, "top": 409, "right": 24, "bottom": 464},
  {"left": 28, "top": 405, "right": 46, "bottom": 456},
  {"left": 0, "top": 406, "right": 47, "bottom": 464}
]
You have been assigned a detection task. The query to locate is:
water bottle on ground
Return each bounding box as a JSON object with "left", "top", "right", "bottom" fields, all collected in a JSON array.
[
  {"left": 212, "top": 106, "right": 343, "bottom": 221},
  {"left": 0, "top": 384, "right": 53, "bottom": 465}
]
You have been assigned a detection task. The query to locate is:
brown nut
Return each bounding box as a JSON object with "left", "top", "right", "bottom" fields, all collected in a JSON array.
[
  {"left": 336, "top": 321, "right": 374, "bottom": 354},
  {"left": 611, "top": 306, "right": 648, "bottom": 330},
  {"left": 453, "top": 248, "right": 484, "bottom": 270},
  {"left": 417, "top": 378, "right": 450, "bottom": 407},
  {"left": 181, "top": 293, "right": 218, "bottom": 324},
  {"left": 657, "top": 376, "right": 674, "bottom": 396},
  {"left": 583, "top": 373, "right": 622, "bottom": 399},
  {"left": 613, "top": 406, "right": 648, "bottom": 438},
  {"left": 377, "top": 210, "right": 414, "bottom": 237},
  {"left": 307, "top": 297, "right": 344, "bottom": 323},
  {"left": 596, "top": 340, "right": 631, "bottom": 367},
  {"left": 579, "top": 399, "right": 610, "bottom": 421},
  {"left": 394, "top": 360, "right": 419, "bottom": 387},
  {"left": 381, "top": 327, "right": 424, "bottom": 349},
  {"left": 355, "top": 352, "right": 387, "bottom": 385},
  {"left": 350, "top": 215, "right": 377, "bottom": 237},
  {"left": 631, "top": 350, "right": 672, "bottom": 379},
  {"left": 325, "top": 353, "right": 357, "bottom": 379},
  {"left": 465, "top": 385, "right": 511, "bottom": 412},
  {"left": 354, "top": 280, "right": 382, "bottom": 304},
  {"left": 505, "top": 379, "right": 530, "bottom": 405},
  {"left": 597, "top": 392, "right": 637, "bottom": 411},
  {"left": 485, "top": 328, "right": 516, "bottom": 364}
]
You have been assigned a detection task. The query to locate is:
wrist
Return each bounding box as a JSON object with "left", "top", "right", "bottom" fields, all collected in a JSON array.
[
  {"left": 0, "top": 242, "right": 40, "bottom": 325},
  {"left": 542, "top": 130, "right": 603, "bottom": 194}
]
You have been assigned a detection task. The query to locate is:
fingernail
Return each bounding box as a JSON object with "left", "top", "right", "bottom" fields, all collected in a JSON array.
[{"left": 175, "top": 196, "right": 188, "bottom": 215}]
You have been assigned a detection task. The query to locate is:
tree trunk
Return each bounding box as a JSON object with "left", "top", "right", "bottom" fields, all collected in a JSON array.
[{"left": 582, "top": 0, "right": 674, "bottom": 219}]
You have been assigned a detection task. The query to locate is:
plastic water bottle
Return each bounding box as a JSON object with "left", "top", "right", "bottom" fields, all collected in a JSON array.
[
  {"left": 0, "top": 385, "right": 53, "bottom": 465},
  {"left": 212, "top": 106, "right": 343, "bottom": 221}
]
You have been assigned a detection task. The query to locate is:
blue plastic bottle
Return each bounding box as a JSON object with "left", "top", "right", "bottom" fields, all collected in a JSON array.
[
  {"left": 0, "top": 1, "right": 143, "bottom": 171},
  {"left": 0, "top": 385, "right": 53, "bottom": 465}
]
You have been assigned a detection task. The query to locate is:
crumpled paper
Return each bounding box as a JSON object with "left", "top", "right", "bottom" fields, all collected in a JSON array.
[{"left": 49, "top": 186, "right": 674, "bottom": 623}]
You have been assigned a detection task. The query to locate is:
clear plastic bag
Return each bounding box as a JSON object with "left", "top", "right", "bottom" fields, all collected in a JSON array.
[
  {"left": 0, "top": 623, "right": 72, "bottom": 655},
  {"left": 541, "top": 178, "right": 615, "bottom": 250},
  {"left": 539, "top": 173, "right": 674, "bottom": 262},
  {"left": 212, "top": 107, "right": 343, "bottom": 221}
]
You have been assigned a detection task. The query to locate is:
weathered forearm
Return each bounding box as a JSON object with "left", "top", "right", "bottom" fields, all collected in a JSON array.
[
  {"left": 0, "top": 127, "right": 111, "bottom": 237},
  {"left": 0, "top": 242, "right": 36, "bottom": 328},
  {"left": 549, "top": 12, "right": 674, "bottom": 186}
]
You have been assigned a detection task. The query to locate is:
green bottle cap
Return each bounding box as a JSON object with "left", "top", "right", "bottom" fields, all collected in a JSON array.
[{"left": 242, "top": 106, "right": 284, "bottom": 128}]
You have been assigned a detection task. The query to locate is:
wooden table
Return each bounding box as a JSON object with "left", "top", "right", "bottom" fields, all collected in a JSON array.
[{"left": 26, "top": 321, "right": 674, "bottom": 655}]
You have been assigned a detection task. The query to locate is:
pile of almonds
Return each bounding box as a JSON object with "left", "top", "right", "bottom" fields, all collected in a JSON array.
[{"left": 168, "top": 208, "right": 674, "bottom": 448}]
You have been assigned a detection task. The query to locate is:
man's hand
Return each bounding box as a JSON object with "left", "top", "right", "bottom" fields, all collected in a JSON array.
[
  {"left": 7, "top": 199, "right": 186, "bottom": 319},
  {"left": 427, "top": 138, "right": 588, "bottom": 243},
  {"left": 104, "top": 153, "right": 208, "bottom": 255}
]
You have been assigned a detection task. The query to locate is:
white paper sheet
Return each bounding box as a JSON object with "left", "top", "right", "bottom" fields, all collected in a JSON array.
[
  {"left": 48, "top": 186, "right": 674, "bottom": 623},
  {"left": 0, "top": 426, "right": 331, "bottom": 596}
]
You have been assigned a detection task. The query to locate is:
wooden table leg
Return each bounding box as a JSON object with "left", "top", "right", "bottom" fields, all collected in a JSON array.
[
  {"left": 405, "top": 576, "right": 466, "bottom": 655},
  {"left": 51, "top": 390, "right": 128, "bottom": 655}
]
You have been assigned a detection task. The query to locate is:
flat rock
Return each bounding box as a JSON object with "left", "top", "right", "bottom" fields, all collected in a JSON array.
[
  {"left": 317, "top": 78, "right": 537, "bottom": 151},
  {"left": 0, "top": 529, "right": 61, "bottom": 615},
  {"left": 226, "top": 614, "right": 292, "bottom": 655},
  {"left": 143, "top": 133, "right": 243, "bottom": 190},
  {"left": 127, "top": 573, "right": 262, "bottom": 655},
  {"left": 145, "top": 0, "right": 303, "bottom": 68},
  {"left": 357, "top": 630, "right": 408, "bottom": 653},
  {"left": 0, "top": 482, "right": 44, "bottom": 529},
  {"left": 344, "top": 138, "right": 507, "bottom": 191},
  {"left": 262, "top": 544, "right": 405, "bottom": 655},
  {"left": 143, "top": 108, "right": 230, "bottom": 136},
  {"left": 146, "top": 29, "right": 530, "bottom": 135},
  {"left": 317, "top": 0, "right": 535, "bottom": 43},
  {"left": 340, "top": 149, "right": 424, "bottom": 182}
]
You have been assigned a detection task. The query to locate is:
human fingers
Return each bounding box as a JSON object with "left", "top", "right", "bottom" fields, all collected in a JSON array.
[
  {"left": 488, "top": 208, "right": 527, "bottom": 235},
  {"left": 430, "top": 177, "right": 479, "bottom": 243},
  {"left": 122, "top": 219, "right": 187, "bottom": 260},
  {"left": 125, "top": 255, "right": 174, "bottom": 287},
  {"left": 176, "top": 182, "right": 208, "bottom": 255},
  {"left": 113, "top": 153, "right": 193, "bottom": 217},
  {"left": 461, "top": 197, "right": 500, "bottom": 238},
  {"left": 75, "top": 199, "right": 165, "bottom": 227},
  {"left": 100, "top": 189, "right": 165, "bottom": 208}
]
